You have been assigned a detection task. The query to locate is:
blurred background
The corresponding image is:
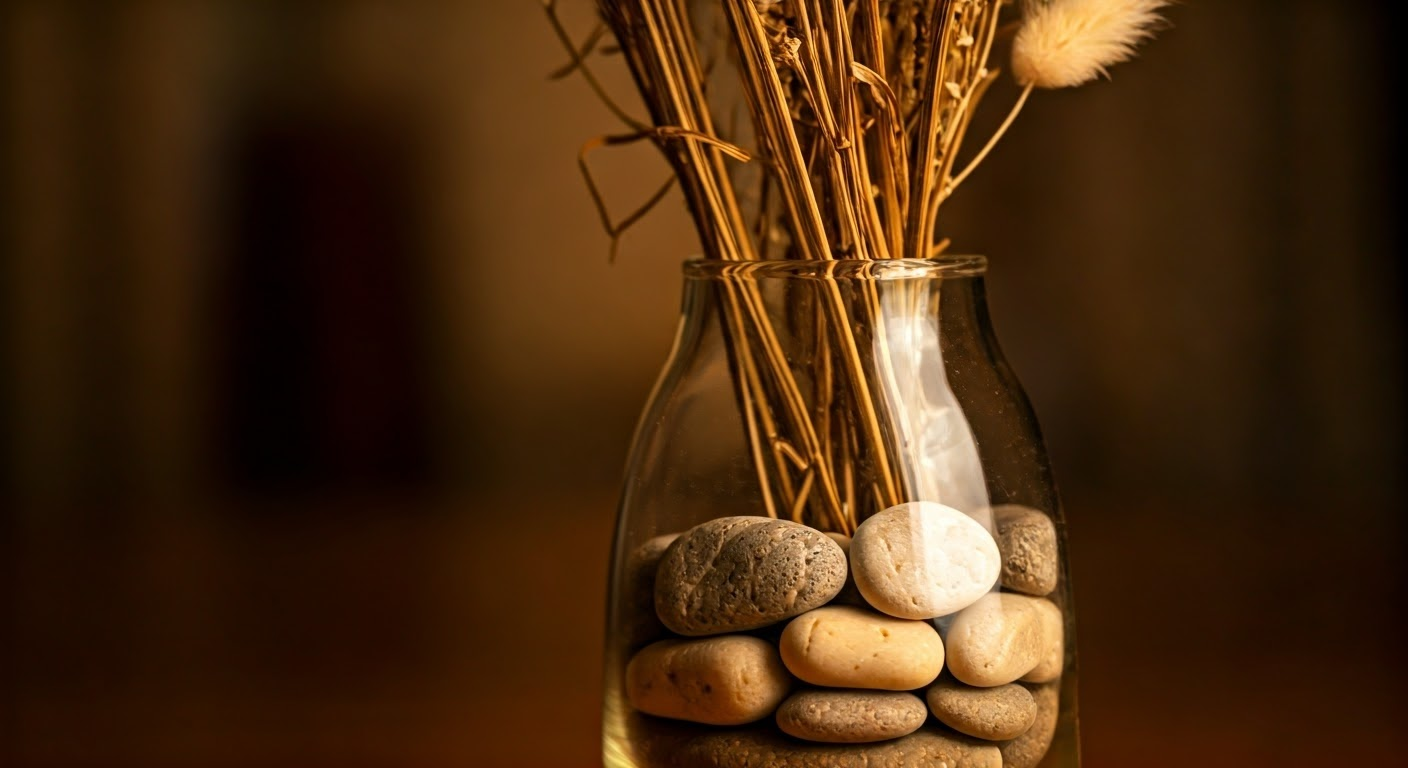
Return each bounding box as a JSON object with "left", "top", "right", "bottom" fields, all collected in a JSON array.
[{"left": 2, "top": 2, "right": 1402, "bottom": 767}]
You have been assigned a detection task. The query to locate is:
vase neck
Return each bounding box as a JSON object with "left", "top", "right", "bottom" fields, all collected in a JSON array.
[{"left": 679, "top": 264, "right": 994, "bottom": 351}]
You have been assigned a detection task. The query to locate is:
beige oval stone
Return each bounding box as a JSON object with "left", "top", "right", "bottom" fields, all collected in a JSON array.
[
  {"left": 944, "top": 593, "right": 1045, "bottom": 687},
  {"left": 851, "top": 502, "right": 1001, "bottom": 620},
  {"left": 634, "top": 533, "right": 681, "bottom": 576},
  {"left": 779, "top": 605, "right": 943, "bottom": 690},
  {"left": 775, "top": 689, "right": 927, "bottom": 743},
  {"left": 624, "top": 533, "right": 680, "bottom": 646},
  {"left": 625, "top": 636, "right": 791, "bottom": 726},
  {"left": 1020, "top": 598, "right": 1064, "bottom": 683},
  {"left": 926, "top": 679, "right": 1036, "bottom": 741},
  {"left": 675, "top": 726, "right": 1002, "bottom": 768},
  {"left": 655, "top": 517, "right": 848, "bottom": 636},
  {"left": 823, "top": 533, "right": 867, "bottom": 607},
  {"left": 1000, "top": 683, "right": 1059, "bottom": 768},
  {"left": 993, "top": 505, "right": 1059, "bottom": 596}
]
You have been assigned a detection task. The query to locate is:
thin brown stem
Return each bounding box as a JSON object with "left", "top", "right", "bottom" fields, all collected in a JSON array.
[
  {"left": 581, "top": 0, "right": 1051, "bottom": 532},
  {"left": 943, "top": 82, "right": 1033, "bottom": 200},
  {"left": 544, "top": 1, "right": 646, "bottom": 131}
]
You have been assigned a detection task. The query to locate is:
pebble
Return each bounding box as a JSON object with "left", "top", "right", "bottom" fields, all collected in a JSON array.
[
  {"left": 925, "top": 679, "right": 1036, "bottom": 741},
  {"left": 624, "top": 533, "right": 680, "bottom": 646},
  {"left": 1021, "top": 598, "right": 1064, "bottom": 683},
  {"left": 823, "top": 533, "right": 866, "bottom": 607},
  {"left": 993, "top": 505, "right": 1059, "bottom": 596},
  {"left": 654, "top": 517, "right": 847, "bottom": 636},
  {"left": 634, "top": 533, "right": 681, "bottom": 574},
  {"left": 778, "top": 605, "right": 944, "bottom": 691},
  {"left": 625, "top": 636, "right": 791, "bottom": 726},
  {"left": 999, "top": 683, "right": 1059, "bottom": 768},
  {"left": 944, "top": 593, "right": 1045, "bottom": 687},
  {"left": 850, "top": 502, "right": 1000, "bottom": 620},
  {"left": 775, "top": 689, "right": 927, "bottom": 743},
  {"left": 675, "top": 726, "right": 1002, "bottom": 768}
]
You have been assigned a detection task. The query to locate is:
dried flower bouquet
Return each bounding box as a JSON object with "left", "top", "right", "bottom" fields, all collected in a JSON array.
[
  {"left": 548, "top": 0, "right": 1166, "bottom": 534},
  {"left": 558, "top": 3, "right": 1170, "bottom": 766}
]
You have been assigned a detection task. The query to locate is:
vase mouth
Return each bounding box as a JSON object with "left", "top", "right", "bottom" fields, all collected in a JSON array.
[{"left": 683, "top": 256, "right": 987, "bottom": 280}]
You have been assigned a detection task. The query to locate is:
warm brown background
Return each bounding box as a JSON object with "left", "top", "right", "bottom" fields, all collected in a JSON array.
[{"left": 2, "top": 2, "right": 1403, "bottom": 767}]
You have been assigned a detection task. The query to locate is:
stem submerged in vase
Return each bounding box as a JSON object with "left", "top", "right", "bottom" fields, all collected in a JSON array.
[{"left": 551, "top": 4, "right": 1165, "bottom": 764}]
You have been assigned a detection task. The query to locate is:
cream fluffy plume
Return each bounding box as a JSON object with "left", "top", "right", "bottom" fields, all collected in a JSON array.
[{"left": 1012, "top": 0, "right": 1168, "bottom": 89}]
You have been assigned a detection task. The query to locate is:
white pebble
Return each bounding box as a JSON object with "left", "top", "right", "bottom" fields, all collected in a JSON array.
[{"left": 850, "top": 501, "right": 1000, "bottom": 620}]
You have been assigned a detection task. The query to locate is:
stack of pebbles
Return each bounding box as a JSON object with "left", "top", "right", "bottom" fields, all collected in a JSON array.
[{"left": 624, "top": 502, "right": 1063, "bottom": 768}]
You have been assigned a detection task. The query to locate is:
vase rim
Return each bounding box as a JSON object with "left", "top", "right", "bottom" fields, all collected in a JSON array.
[{"left": 683, "top": 256, "right": 987, "bottom": 280}]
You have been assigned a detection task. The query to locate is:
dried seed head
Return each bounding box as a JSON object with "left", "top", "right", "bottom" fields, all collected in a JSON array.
[{"left": 1012, "top": 0, "right": 1168, "bottom": 89}]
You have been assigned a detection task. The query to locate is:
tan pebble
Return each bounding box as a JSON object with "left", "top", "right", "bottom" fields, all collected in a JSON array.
[
  {"left": 676, "top": 725, "right": 1002, "bottom": 767},
  {"left": 635, "top": 533, "right": 680, "bottom": 571},
  {"left": 851, "top": 502, "right": 1000, "bottom": 620},
  {"left": 779, "top": 605, "right": 943, "bottom": 691},
  {"left": 655, "top": 517, "right": 847, "bottom": 635},
  {"left": 625, "top": 636, "right": 790, "bottom": 726},
  {"left": 624, "top": 533, "right": 680, "bottom": 646},
  {"left": 993, "top": 505, "right": 1059, "bottom": 596},
  {"left": 926, "top": 679, "right": 1036, "bottom": 741},
  {"left": 830, "top": 578, "right": 868, "bottom": 607},
  {"left": 944, "top": 593, "right": 1045, "bottom": 687},
  {"left": 823, "top": 533, "right": 867, "bottom": 607},
  {"left": 1020, "top": 598, "right": 1063, "bottom": 683},
  {"left": 824, "top": 532, "right": 852, "bottom": 552},
  {"left": 1000, "top": 683, "right": 1059, "bottom": 768},
  {"left": 775, "top": 689, "right": 927, "bottom": 743}
]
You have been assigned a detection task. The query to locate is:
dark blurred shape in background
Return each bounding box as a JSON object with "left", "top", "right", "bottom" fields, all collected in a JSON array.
[
  {"left": 2, "top": 2, "right": 1402, "bottom": 767},
  {"left": 221, "top": 97, "right": 429, "bottom": 493}
]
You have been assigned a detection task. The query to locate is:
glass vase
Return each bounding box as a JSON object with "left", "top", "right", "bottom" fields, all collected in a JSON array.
[{"left": 603, "top": 257, "right": 1078, "bottom": 768}]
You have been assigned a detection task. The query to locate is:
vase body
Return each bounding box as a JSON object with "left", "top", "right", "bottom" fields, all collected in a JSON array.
[{"left": 603, "top": 257, "right": 1078, "bottom": 767}]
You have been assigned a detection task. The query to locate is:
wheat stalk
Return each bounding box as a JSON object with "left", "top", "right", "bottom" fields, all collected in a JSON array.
[{"left": 550, "top": 0, "right": 1166, "bottom": 531}]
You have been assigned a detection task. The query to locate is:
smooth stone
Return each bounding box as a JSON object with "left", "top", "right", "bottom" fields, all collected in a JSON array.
[
  {"left": 926, "top": 679, "right": 1037, "bottom": 741},
  {"left": 634, "top": 533, "right": 681, "bottom": 575},
  {"left": 830, "top": 580, "right": 868, "bottom": 607},
  {"left": 1020, "top": 598, "right": 1064, "bottom": 683},
  {"left": 779, "top": 605, "right": 944, "bottom": 691},
  {"left": 624, "top": 533, "right": 680, "bottom": 646},
  {"left": 851, "top": 502, "right": 1001, "bottom": 620},
  {"left": 675, "top": 725, "right": 1002, "bottom": 768},
  {"left": 993, "top": 505, "right": 1059, "bottom": 596},
  {"left": 625, "top": 636, "right": 790, "bottom": 726},
  {"left": 824, "top": 533, "right": 867, "bottom": 607},
  {"left": 775, "top": 689, "right": 928, "bottom": 743},
  {"left": 1000, "top": 683, "right": 1059, "bottom": 768},
  {"left": 944, "top": 593, "right": 1045, "bottom": 687},
  {"left": 655, "top": 516, "right": 847, "bottom": 636}
]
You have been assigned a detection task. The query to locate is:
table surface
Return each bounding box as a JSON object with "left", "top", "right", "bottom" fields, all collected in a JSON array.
[{"left": 5, "top": 488, "right": 1402, "bottom": 767}]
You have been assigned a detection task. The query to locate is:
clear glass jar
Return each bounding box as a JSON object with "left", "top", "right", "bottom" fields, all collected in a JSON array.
[{"left": 603, "top": 258, "right": 1078, "bottom": 767}]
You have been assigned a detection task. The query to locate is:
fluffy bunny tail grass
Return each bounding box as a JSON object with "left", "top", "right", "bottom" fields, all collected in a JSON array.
[{"left": 1012, "top": 0, "right": 1168, "bottom": 89}]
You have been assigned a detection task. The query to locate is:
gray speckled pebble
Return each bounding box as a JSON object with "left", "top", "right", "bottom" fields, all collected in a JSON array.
[
  {"left": 993, "top": 505, "right": 1059, "bottom": 597},
  {"left": 926, "top": 679, "right": 1036, "bottom": 741},
  {"left": 654, "top": 517, "right": 847, "bottom": 636},
  {"left": 999, "top": 683, "right": 1059, "bottom": 768},
  {"left": 776, "top": 689, "right": 927, "bottom": 743}
]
